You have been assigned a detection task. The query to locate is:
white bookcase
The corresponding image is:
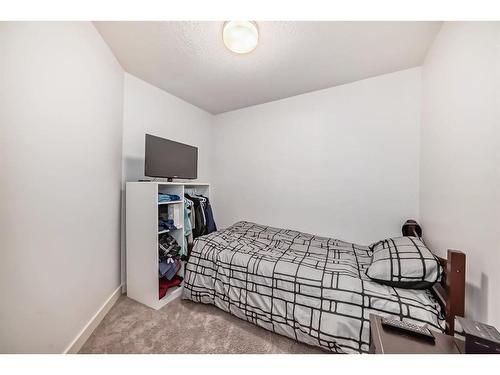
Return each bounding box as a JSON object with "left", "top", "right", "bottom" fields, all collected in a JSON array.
[{"left": 126, "top": 181, "right": 210, "bottom": 310}]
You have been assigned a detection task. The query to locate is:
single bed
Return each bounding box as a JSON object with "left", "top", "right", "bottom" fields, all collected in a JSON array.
[{"left": 183, "top": 221, "right": 465, "bottom": 353}]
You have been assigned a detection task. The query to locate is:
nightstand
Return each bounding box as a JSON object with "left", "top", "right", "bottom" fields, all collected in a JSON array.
[{"left": 369, "top": 314, "right": 465, "bottom": 354}]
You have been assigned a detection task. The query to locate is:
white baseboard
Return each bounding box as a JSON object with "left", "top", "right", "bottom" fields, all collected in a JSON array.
[{"left": 64, "top": 284, "right": 123, "bottom": 354}]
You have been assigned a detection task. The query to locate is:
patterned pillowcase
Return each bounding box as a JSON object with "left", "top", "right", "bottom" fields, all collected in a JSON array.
[{"left": 366, "top": 236, "right": 442, "bottom": 289}]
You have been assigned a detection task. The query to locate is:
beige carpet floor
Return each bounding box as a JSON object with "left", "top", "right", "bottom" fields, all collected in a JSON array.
[{"left": 79, "top": 295, "right": 325, "bottom": 354}]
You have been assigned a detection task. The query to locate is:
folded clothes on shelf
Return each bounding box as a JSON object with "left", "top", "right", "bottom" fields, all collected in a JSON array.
[
  {"left": 159, "top": 258, "right": 181, "bottom": 279},
  {"left": 159, "top": 233, "right": 182, "bottom": 260},
  {"left": 159, "top": 275, "right": 183, "bottom": 299},
  {"left": 158, "top": 218, "right": 177, "bottom": 232},
  {"left": 158, "top": 233, "right": 183, "bottom": 296},
  {"left": 158, "top": 193, "right": 181, "bottom": 203}
]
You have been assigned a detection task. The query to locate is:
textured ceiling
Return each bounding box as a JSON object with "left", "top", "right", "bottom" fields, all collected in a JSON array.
[{"left": 94, "top": 21, "right": 441, "bottom": 114}]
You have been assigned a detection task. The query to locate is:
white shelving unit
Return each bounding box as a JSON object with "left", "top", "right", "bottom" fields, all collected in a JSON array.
[{"left": 126, "top": 181, "right": 210, "bottom": 310}]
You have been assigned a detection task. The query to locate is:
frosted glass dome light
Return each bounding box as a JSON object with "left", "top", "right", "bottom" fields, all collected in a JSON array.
[{"left": 222, "top": 21, "right": 259, "bottom": 54}]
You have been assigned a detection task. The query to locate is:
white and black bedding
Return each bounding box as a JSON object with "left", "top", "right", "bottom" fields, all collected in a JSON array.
[{"left": 183, "top": 221, "right": 445, "bottom": 353}]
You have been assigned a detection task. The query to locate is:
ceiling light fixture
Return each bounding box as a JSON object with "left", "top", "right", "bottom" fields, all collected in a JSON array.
[{"left": 222, "top": 21, "right": 259, "bottom": 54}]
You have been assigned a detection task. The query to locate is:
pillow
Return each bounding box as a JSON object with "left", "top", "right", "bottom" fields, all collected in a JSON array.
[{"left": 366, "top": 236, "right": 442, "bottom": 289}]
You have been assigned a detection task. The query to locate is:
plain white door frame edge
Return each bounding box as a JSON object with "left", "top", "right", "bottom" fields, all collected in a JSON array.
[{"left": 63, "top": 284, "right": 123, "bottom": 354}]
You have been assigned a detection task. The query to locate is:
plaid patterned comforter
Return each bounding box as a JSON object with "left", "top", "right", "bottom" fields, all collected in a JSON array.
[{"left": 183, "top": 221, "right": 444, "bottom": 353}]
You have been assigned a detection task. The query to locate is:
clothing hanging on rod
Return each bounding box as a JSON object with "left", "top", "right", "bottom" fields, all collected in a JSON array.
[
  {"left": 183, "top": 199, "right": 193, "bottom": 251},
  {"left": 184, "top": 192, "right": 217, "bottom": 240}
]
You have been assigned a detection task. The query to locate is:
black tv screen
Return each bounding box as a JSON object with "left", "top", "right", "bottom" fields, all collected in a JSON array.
[{"left": 144, "top": 134, "right": 198, "bottom": 179}]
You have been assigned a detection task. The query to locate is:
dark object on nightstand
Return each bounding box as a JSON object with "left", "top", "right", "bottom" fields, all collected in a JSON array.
[
  {"left": 456, "top": 316, "right": 500, "bottom": 354},
  {"left": 370, "top": 314, "right": 464, "bottom": 354}
]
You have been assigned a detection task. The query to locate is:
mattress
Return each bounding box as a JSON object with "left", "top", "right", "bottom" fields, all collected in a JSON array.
[{"left": 183, "top": 221, "right": 445, "bottom": 353}]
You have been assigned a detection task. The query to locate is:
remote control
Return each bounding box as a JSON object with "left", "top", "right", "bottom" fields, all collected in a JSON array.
[{"left": 381, "top": 317, "right": 435, "bottom": 342}]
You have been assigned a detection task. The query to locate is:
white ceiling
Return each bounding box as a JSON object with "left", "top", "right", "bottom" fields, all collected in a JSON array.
[{"left": 94, "top": 21, "right": 441, "bottom": 114}]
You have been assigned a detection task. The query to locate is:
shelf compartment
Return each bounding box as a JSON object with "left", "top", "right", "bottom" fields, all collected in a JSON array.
[{"left": 158, "top": 285, "right": 183, "bottom": 305}]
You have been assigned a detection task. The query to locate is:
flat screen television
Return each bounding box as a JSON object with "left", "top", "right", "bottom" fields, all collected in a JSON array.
[{"left": 144, "top": 134, "right": 198, "bottom": 180}]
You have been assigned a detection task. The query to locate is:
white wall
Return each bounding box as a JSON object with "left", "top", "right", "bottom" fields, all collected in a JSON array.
[
  {"left": 0, "top": 22, "right": 124, "bottom": 353},
  {"left": 420, "top": 22, "right": 500, "bottom": 327},
  {"left": 122, "top": 73, "right": 213, "bottom": 183},
  {"left": 121, "top": 73, "right": 213, "bottom": 286},
  {"left": 212, "top": 68, "right": 421, "bottom": 244}
]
